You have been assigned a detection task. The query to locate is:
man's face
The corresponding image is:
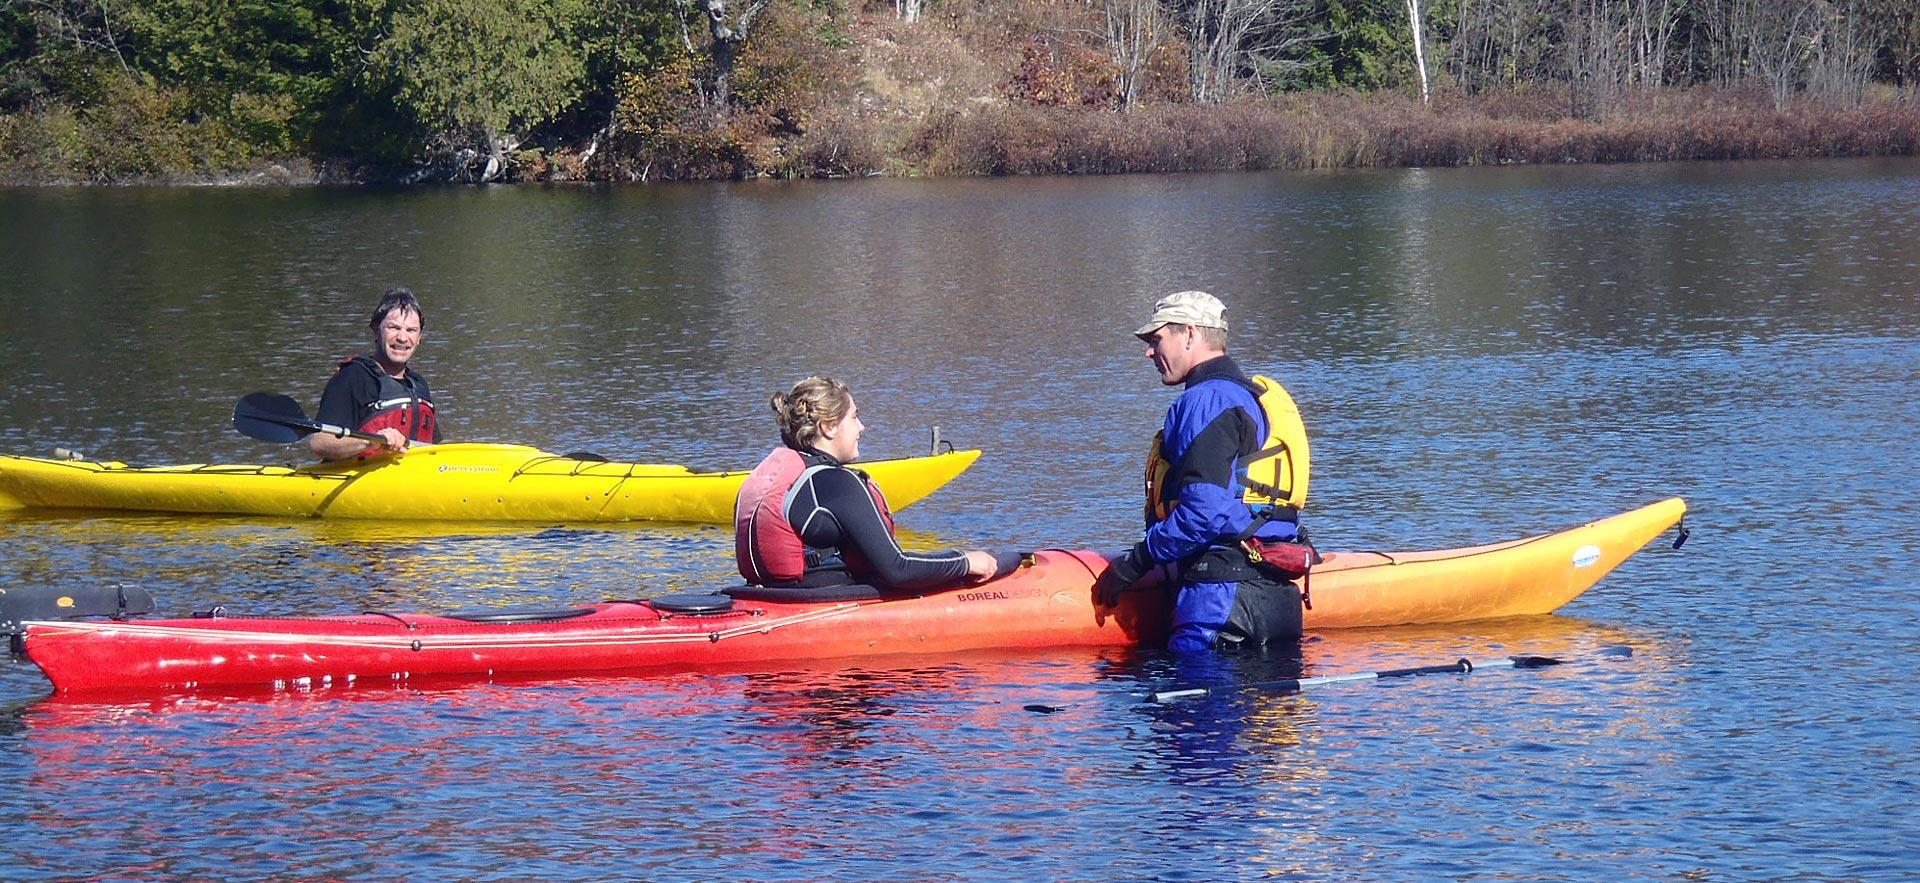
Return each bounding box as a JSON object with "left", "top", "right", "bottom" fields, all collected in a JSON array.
[
  {"left": 1143, "top": 324, "right": 1199, "bottom": 386},
  {"left": 372, "top": 308, "right": 423, "bottom": 372}
]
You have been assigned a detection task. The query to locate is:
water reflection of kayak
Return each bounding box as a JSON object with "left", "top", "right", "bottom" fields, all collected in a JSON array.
[
  {"left": 0, "top": 443, "right": 981, "bottom": 523},
  {"left": 7, "top": 498, "right": 1684, "bottom": 696}
]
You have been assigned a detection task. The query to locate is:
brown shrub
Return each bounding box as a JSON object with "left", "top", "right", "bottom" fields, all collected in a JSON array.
[
  {"left": 895, "top": 85, "right": 1920, "bottom": 177},
  {"left": 860, "top": 21, "right": 1006, "bottom": 119},
  {"left": 595, "top": 4, "right": 883, "bottom": 180},
  {"left": 603, "top": 61, "right": 756, "bottom": 180},
  {"left": 0, "top": 77, "right": 293, "bottom": 183},
  {"left": 73, "top": 78, "right": 201, "bottom": 179},
  {"left": 936, "top": 0, "right": 1087, "bottom": 59},
  {"left": 909, "top": 103, "right": 1276, "bottom": 175},
  {"left": 0, "top": 105, "right": 87, "bottom": 184},
  {"left": 539, "top": 146, "right": 590, "bottom": 182},
  {"left": 735, "top": 3, "right": 863, "bottom": 126},
  {"left": 768, "top": 107, "right": 885, "bottom": 177},
  {"left": 1004, "top": 35, "right": 1119, "bottom": 108}
]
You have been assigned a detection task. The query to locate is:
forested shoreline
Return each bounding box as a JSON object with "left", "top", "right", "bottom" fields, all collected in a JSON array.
[{"left": 2, "top": 0, "right": 1916, "bottom": 184}]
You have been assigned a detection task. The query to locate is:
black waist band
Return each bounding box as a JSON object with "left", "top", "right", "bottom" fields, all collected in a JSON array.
[{"left": 1179, "top": 546, "right": 1270, "bottom": 583}]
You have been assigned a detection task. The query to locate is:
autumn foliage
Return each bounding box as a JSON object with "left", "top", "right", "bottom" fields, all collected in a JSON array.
[{"left": 1, "top": 0, "right": 1918, "bottom": 183}]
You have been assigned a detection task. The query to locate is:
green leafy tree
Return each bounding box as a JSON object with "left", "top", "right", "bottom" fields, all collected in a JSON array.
[
  {"left": 0, "top": 0, "right": 142, "bottom": 109},
  {"left": 1249, "top": 0, "right": 1409, "bottom": 91},
  {"left": 120, "top": 0, "right": 336, "bottom": 154},
  {"left": 564, "top": 0, "right": 687, "bottom": 153},
  {"left": 374, "top": 0, "right": 589, "bottom": 180},
  {"left": 299, "top": 0, "right": 416, "bottom": 169},
  {"left": 0, "top": 2, "right": 47, "bottom": 108},
  {"left": 0, "top": 0, "right": 413, "bottom": 169},
  {"left": 1319, "top": 0, "right": 1411, "bottom": 90}
]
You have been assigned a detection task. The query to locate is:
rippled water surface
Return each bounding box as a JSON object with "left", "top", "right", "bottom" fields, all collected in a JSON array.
[{"left": 2, "top": 159, "right": 1917, "bottom": 879}]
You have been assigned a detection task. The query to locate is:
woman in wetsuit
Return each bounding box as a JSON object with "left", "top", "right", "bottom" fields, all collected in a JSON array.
[{"left": 733, "top": 376, "right": 1020, "bottom": 589}]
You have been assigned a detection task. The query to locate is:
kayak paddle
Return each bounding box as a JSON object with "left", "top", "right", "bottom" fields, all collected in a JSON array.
[
  {"left": 1144, "top": 645, "right": 1634, "bottom": 704},
  {"left": 232, "top": 392, "right": 386, "bottom": 445}
]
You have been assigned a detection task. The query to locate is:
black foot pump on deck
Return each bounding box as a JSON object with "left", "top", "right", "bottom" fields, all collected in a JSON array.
[{"left": 1, "top": 584, "right": 155, "bottom": 652}]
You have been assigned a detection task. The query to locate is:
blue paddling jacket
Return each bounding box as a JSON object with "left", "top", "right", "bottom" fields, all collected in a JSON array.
[{"left": 1131, "top": 355, "right": 1299, "bottom": 580}]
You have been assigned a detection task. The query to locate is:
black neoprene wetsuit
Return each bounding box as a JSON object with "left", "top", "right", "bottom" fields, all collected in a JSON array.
[{"left": 783, "top": 449, "right": 973, "bottom": 590}]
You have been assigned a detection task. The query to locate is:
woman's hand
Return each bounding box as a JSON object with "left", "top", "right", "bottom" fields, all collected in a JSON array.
[{"left": 964, "top": 550, "right": 1029, "bottom": 582}]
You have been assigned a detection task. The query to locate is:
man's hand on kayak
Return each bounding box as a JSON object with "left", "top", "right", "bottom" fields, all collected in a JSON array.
[
  {"left": 1094, "top": 545, "right": 1152, "bottom": 606},
  {"left": 371, "top": 427, "right": 409, "bottom": 455}
]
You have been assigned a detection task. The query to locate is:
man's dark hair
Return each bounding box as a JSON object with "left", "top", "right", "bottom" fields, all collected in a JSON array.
[{"left": 369, "top": 287, "right": 423, "bottom": 330}]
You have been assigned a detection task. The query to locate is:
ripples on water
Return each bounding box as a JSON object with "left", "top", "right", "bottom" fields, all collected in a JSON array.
[{"left": 2, "top": 158, "right": 1917, "bottom": 878}]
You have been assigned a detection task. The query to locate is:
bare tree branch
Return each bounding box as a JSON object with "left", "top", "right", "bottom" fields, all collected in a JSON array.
[{"left": 26, "top": 0, "right": 138, "bottom": 81}]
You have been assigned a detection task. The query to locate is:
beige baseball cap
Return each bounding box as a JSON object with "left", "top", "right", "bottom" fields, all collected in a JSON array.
[{"left": 1135, "top": 290, "right": 1228, "bottom": 339}]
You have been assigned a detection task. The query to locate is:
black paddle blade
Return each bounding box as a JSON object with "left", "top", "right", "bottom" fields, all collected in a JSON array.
[{"left": 232, "top": 392, "right": 311, "bottom": 443}]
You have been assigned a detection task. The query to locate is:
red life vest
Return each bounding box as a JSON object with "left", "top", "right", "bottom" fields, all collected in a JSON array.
[
  {"left": 734, "top": 447, "right": 895, "bottom": 585},
  {"left": 339, "top": 355, "right": 437, "bottom": 447}
]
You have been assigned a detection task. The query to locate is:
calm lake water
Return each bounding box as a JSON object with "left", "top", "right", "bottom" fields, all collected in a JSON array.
[{"left": 2, "top": 158, "right": 1917, "bottom": 879}]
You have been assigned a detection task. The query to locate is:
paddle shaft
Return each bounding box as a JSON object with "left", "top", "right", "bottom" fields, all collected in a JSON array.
[
  {"left": 1147, "top": 655, "right": 1563, "bottom": 704},
  {"left": 233, "top": 392, "right": 390, "bottom": 445},
  {"left": 297, "top": 418, "right": 384, "bottom": 444}
]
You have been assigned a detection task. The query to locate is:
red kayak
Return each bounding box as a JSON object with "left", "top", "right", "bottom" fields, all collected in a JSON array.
[{"left": 7, "top": 499, "right": 1685, "bottom": 695}]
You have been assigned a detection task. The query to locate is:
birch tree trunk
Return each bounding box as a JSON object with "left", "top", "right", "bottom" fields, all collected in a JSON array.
[
  {"left": 1407, "top": 0, "right": 1430, "bottom": 107},
  {"left": 1105, "top": 0, "right": 1165, "bottom": 108},
  {"left": 702, "top": 0, "right": 772, "bottom": 108}
]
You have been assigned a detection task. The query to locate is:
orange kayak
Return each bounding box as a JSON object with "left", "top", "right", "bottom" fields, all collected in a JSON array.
[{"left": 10, "top": 498, "right": 1685, "bottom": 695}]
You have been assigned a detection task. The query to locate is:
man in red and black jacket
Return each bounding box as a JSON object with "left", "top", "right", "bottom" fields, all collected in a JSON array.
[{"left": 308, "top": 287, "right": 443, "bottom": 461}]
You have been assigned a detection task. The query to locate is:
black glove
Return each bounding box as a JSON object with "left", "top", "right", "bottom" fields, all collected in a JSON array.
[{"left": 1094, "top": 544, "right": 1153, "bottom": 606}]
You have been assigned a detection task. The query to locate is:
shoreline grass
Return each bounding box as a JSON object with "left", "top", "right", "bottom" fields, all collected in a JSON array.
[{"left": 3, "top": 85, "right": 1916, "bottom": 186}]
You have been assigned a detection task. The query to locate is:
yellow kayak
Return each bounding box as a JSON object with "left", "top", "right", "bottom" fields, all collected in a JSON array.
[{"left": 0, "top": 443, "right": 983, "bottom": 523}]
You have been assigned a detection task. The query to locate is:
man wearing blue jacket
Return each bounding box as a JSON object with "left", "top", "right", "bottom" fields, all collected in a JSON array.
[{"left": 1095, "top": 290, "right": 1305, "bottom": 654}]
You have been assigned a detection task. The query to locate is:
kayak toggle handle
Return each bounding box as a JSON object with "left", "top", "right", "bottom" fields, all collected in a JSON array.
[{"left": 1672, "top": 519, "right": 1691, "bottom": 550}]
